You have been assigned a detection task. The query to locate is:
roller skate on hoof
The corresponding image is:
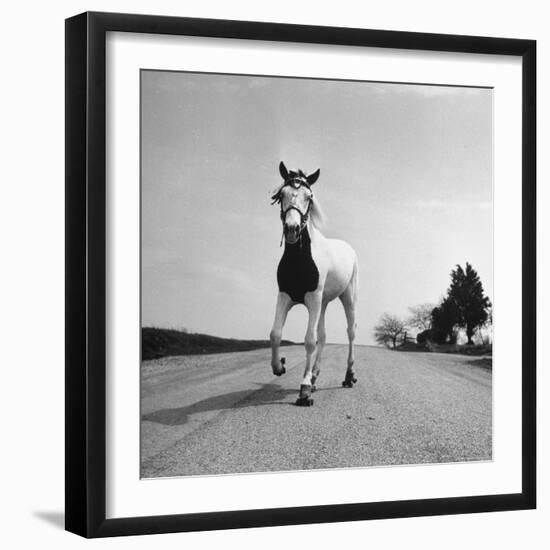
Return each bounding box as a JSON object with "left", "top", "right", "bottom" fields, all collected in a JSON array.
[
  {"left": 342, "top": 372, "right": 357, "bottom": 388},
  {"left": 295, "top": 384, "right": 314, "bottom": 407},
  {"left": 274, "top": 357, "right": 286, "bottom": 376},
  {"left": 296, "top": 396, "right": 314, "bottom": 406}
]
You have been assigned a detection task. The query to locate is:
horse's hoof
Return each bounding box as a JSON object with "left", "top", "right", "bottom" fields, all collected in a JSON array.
[
  {"left": 295, "top": 396, "right": 314, "bottom": 407},
  {"left": 297, "top": 384, "right": 313, "bottom": 403},
  {"left": 343, "top": 371, "right": 357, "bottom": 387},
  {"left": 273, "top": 357, "right": 286, "bottom": 376},
  {"left": 311, "top": 384, "right": 317, "bottom": 393}
]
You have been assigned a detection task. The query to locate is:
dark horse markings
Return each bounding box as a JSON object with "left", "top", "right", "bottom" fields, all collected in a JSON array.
[{"left": 277, "top": 227, "right": 319, "bottom": 304}]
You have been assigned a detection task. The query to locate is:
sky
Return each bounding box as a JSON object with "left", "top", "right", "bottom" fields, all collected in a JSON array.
[{"left": 141, "top": 70, "right": 493, "bottom": 345}]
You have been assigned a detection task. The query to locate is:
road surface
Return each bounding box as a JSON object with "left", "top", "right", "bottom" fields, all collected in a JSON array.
[{"left": 141, "top": 345, "right": 492, "bottom": 478}]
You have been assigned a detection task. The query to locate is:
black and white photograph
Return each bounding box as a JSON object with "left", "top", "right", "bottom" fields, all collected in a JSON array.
[
  {"left": 3, "top": 0, "right": 542, "bottom": 545},
  {"left": 140, "top": 70, "right": 493, "bottom": 478}
]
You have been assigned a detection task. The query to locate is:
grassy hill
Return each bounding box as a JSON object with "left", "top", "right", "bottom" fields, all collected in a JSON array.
[{"left": 142, "top": 327, "right": 295, "bottom": 361}]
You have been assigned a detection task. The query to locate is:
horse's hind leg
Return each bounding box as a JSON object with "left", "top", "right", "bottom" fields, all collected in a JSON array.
[
  {"left": 340, "top": 267, "right": 358, "bottom": 388},
  {"left": 311, "top": 303, "right": 327, "bottom": 392}
]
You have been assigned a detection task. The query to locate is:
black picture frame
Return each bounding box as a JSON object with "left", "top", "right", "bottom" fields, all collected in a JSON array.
[{"left": 65, "top": 11, "right": 536, "bottom": 538}]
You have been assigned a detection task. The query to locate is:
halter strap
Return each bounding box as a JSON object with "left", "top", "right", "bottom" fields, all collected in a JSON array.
[
  {"left": 286, "top": 176, "right": 310, "bottom": 190},
  {"left": 280, "top": 203, "right": 312, "bottom": 226},
  {"left": 279, "top": 199, "right": 312, "bottom": 248},
  {"left": 271, "top": 177, "right": 311, "bottom": 204},
  {"left": 272, "top": 177, "right": 313, "bottom": 246}
]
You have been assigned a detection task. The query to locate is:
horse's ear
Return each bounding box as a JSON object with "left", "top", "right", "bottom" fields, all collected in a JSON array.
[
  {"left": 279, "top": 161, "right": 289, "bottom": 180},
  {"left": 307, "top": 169, "right": 320, "bottom": 186}
]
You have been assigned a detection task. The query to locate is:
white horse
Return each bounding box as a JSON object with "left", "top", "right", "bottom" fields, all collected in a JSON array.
[{"left": 269, "top": 162, "right": 359, "bottom": 406}]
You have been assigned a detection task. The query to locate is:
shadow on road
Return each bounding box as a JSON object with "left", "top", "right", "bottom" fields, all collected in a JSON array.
[
  {"left": 143, "top": 383, "right": 296, "bottom": 426},
  {"left": 143, "top": 383, "right": 347, "bottom": 426}
]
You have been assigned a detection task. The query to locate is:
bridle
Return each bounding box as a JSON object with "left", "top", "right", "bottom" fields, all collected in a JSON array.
[{"left": 271, "top": 176, "right": 314, "bottom": 246}]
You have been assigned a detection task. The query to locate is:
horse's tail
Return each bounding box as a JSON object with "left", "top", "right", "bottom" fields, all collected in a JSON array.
[{"left": 349, "top": 251, "right": 359, "bottom": 302}]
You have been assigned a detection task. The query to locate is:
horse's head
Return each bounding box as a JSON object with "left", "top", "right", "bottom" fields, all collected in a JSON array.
[{"left": 271, "top": 161, "right": 320, "bottom": 244}]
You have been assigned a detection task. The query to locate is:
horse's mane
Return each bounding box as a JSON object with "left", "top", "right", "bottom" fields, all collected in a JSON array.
[{"left": 309, "top": 196, "right": 326, "bottom": 230}]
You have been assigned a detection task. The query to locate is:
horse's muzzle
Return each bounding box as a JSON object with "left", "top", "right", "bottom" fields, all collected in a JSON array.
[{"left": 284, "top": 223, "right": 300, "bottom": 244}]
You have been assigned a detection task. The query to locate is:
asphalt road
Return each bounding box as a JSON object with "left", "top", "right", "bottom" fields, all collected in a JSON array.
[{"left": 141, "top": 345, "right": 492, "bottom": 478}]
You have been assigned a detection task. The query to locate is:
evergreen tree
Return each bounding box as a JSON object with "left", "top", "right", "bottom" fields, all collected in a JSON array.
[
  {"left": 447, "top": 262, "right": 491, "bottom": 344},
  {"left": 431, "top": 297, "right": 459, "bottom": 344}
]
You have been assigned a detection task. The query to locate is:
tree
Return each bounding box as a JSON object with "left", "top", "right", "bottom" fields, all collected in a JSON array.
[
  {"left": 447, "top": 262, "right": 491, "bottom": 344},
  {"left": 407, "top": 303, "right": 436, "bottom": 331},
  {"left": 374, "top": 313, "right": 407, "bottom": 349},
  {"left": 431, "top": 297, "right": 459, "bottom": 344},
  {"left": 477, "top": 304, "right": 494, "bottom": 345}
]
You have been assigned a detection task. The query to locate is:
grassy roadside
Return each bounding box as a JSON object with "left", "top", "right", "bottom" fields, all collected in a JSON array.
[
  {"left": 424, "top": 342, "right": 492, "bottom": 356},
  {"left": 142, "top": 327, "right": 294, "bottom": 360}
]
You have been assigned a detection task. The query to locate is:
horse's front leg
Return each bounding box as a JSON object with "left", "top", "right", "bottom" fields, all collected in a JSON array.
[
  {"left": 296, "top": 292, "right": 322, "bottom": 406},
  {"left": 270, "top": 292, "right": 293, "bottom": 376}
]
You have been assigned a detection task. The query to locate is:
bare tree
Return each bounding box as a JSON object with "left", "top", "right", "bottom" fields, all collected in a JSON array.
[
  {"left": 374, "top": 313, "right": 407, "bottom": 349},
  {"left": 407, "top": 303, "right": 435, "bottom": 331}
]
